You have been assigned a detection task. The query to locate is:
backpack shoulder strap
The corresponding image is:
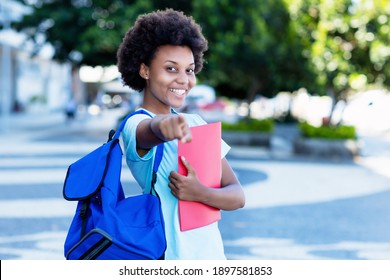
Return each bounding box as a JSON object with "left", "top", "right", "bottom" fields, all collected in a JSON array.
[
  {"left": 151, "top": 143, "right": 164, "bottom": 195},
  {"left": 112, "top": 109, "right": 164, "bottom": 192},
  {"left": 112, "top": 109, "right": 152, "bottom": 141}
]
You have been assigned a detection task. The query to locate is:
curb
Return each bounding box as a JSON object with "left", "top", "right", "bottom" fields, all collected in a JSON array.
[{"left": 293, "top": 137, "right": 361, "bottom": 160}]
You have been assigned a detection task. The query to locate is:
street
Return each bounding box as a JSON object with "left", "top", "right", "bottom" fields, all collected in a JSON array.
[{"left": 1, "top": 108, "right": 390, "bottom": 260}]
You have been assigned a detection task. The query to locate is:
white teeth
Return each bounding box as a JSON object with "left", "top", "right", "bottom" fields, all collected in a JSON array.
[{"left": 170, "top": 88, "right": 186, "bottom": 95}]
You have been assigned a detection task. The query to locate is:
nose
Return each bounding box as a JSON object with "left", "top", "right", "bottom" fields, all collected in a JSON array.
[{"left": 176, "top": 71, "right": 189, "bottom": 85}]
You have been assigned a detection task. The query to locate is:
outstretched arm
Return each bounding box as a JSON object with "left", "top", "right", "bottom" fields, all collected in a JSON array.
[{"left": 135, "top": 114, "right": 192, "bottom": 157}]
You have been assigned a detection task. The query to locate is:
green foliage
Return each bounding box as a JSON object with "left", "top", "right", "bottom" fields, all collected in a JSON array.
[
  {"left": 12, "top": 0, "right": 154, "bottom": 66},
  {"left": 298, "top": 121, "right": 357, "bottom": 140},
  {"left": 10, "top": 0, "right": 390, "bottom": 103},
  {"left": 193, "top": 0, "right": 317, "bottom": 102},
  {"left": 29, "top": 95, "right": 46, "bottom": 104},
  {"left": 222, "top": 118, "right": 274, "bottom": 133},
  {"left": 288, "top": 0, "right": 390, "bottom": 99}
]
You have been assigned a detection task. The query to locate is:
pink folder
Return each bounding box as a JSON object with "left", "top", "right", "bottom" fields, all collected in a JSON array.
[{"left": 178, "top": 122, "right": 221, "bottom": 231}]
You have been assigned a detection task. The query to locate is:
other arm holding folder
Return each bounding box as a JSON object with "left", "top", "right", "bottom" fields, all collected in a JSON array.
[
  {"left": 171, "top": 122, "right": 245, "bottom": 231},
  {"left": 135, "top": 115, "right": 245, "bottom": 230}
]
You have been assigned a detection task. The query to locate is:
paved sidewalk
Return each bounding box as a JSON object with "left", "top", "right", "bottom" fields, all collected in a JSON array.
[
  {"left": 3, "top": 108, "right": 389, "bottom": 203},
  {"left": 1, "top": 108, "right": 390, "bottom": 260},
  {"left": 1, "top": 108, "right": 121, "bottom": 142}
]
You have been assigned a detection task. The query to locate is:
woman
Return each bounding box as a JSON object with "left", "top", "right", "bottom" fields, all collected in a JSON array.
[{"left": 117, "top": 8, "right": 245, "bottom": 259}]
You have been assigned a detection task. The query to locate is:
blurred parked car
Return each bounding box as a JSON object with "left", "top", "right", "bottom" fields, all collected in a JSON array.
[
  {"left": 182, "top": 84, "right": 216, "bottom": 112},
  {"left": 100, "top": 78, "right": 142, "bottom": 110}
]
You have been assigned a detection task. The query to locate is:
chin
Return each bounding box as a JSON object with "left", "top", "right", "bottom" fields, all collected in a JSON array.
[{"left": 170, "top": 101, "right": 185, "bottom": 109}]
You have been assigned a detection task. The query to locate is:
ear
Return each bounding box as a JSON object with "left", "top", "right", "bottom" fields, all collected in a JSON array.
[{"left": 139, "top": 63, "right": 149, "bottom": 80}]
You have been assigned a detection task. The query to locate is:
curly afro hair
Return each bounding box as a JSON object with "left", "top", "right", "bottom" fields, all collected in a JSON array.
[{"left": 117, "top": 9, "right": 208, "bottom": 92}]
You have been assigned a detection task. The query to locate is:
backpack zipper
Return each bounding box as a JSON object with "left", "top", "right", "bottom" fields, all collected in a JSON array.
[{"left": 80, "top": 237, "right": 112, "bottom": 260}]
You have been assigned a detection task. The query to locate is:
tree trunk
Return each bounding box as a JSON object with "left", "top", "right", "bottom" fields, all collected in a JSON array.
[
  {"left": 324, "top": 86, "right": 336, "bottom": 125},
  {"left": 245, "top": 78, "right": 261, "bottom": 119}
]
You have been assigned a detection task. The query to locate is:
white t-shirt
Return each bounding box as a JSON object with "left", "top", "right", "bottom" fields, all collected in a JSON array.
[{"left": 122, "top": 108, "right": 230, "bottom": 259}]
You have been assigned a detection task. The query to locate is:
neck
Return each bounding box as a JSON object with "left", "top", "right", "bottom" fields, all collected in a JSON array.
[{"left": 142, "top": 102, "right": 171, "bottom": 115}]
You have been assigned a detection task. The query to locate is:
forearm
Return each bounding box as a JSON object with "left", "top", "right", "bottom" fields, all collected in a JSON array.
[
  {"left": 136, "top": 114, "right": 192, "bottom": 151},
  {"left": 168, "top": 157, "right": 245, "bottom": 209},
  {"left": 199, "top": 183, "right": 245, "bottom": 211},
  {"left": 136, "top": 118, "right": 165, "bottom": 150}
]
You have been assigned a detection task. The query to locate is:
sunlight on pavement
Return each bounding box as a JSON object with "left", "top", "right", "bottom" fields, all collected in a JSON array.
[
  {"left": 230, "top": 160, "right": 390, "bottom": 209},
  {"left": 225, "top": 237, "right": 390, "bottom": 260},
  {"left": 0, "top": 231, "right": 66, "bottom": 260}
]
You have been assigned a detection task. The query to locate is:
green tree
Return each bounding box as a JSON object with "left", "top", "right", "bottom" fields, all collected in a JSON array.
[
  {"left": 150, "top": 0, "right": 192, "bottom": 14},
  {"left": 12, "top": 0, "right": 153, "bottom": 66},
  {"left": 10, "top": 0, "right": 389, "bottom": 108},
  {"left": 193, "top": 0, "right": 317, "bottom": 104},
  {"left": 11, "top": 0, "right": 156, "bottom": 103},
  {"left": 288, "top": 0, "right": 390, "bottom": 105},
  {"left": 11, "top": 0, "right": 192, "bottom": 67},
  {"left": 348, "top": 0, "right": 390, "bottom": 90},
  {"left": 10, "top": 0, "right": 318, "bottom": 106}
]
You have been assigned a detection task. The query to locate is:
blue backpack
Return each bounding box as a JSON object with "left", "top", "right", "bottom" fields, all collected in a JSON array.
[{"left": 63, "top": 110, "right": 166, "bottom": 260}]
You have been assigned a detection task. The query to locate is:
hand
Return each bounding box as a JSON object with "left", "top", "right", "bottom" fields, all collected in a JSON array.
[
  {"left": 168, "top": 156, "right": 204, "bottom": 201},
  {"left": 151, "top": 115, "right": 192, "bottom": 143}
]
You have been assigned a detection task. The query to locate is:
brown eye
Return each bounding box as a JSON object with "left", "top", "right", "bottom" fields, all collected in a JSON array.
[{"left": 167, "top": 66, "right": 177, "bottom": 72}]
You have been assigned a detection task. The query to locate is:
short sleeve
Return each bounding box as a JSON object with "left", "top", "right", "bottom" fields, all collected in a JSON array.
[
  {"left": 221, "top": 138, "right": 230, "bottom": 159},
  {"left": 122, "top": 113, "right": 154, "bottom": 162},
  {"left": 180, "top": 112, "right": 231, "bottom": 159}
]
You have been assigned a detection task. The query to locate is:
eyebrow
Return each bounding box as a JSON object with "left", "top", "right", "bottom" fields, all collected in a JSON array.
[{"left": 164, "top": 60, "right": 195, "bottom": 66}]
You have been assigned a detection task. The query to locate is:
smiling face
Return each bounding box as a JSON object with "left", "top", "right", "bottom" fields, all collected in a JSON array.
[{"left": 140, "top": 45, "right": 196, "bottom": 114}]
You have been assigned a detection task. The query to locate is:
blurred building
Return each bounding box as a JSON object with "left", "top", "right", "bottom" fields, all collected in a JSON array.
[{"left": 0, "top": 0, "right": 72, "bottom": 116}]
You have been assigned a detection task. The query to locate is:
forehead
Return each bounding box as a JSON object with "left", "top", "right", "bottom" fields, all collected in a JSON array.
[{"left": 152, "top": 45, "right": 194, "bottom": 64}]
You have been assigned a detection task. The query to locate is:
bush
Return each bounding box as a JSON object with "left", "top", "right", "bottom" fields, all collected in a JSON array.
[
  {"left": 222, "top": 118, "right": 274, "bottom": 133},
  {"left": 298, "top": 121, "right": 357, "bottom": 140}
]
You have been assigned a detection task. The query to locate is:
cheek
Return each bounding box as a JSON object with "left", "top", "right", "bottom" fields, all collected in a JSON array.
[
  {"left": 189, "top": 75, "right": 196, "bottom": 87},
  {"left": 151, "top": 74, "right": 171, "bottom": 89}
]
